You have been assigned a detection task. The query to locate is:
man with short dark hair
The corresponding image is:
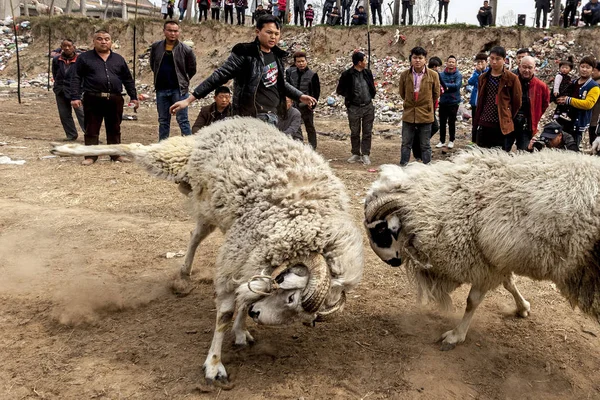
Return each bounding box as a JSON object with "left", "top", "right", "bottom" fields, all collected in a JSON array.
[
  {"left": 336, "top": 52, "right": 376, "bottom": 165},
  {"left": 512, "top": 48, "right": 530, "bottom": 74},
  {"left": 582, "top": 0, "right": 600, "bottom": 25},
  {"left": 505, "top": 56, "right": 550, "bottom": 151},
  {"left": 321, "top": 0, "right": 335, "bottom": 23},
  {"left": 477, "top": 0, "right": 493, "bottom": 27},
  {"left": 399, "top": 46, "right": 441, "bottom": 166},
  {"left": 52, "top": 38, "right": 85, "bottom": 141},
  {"left": 351, "top": 5, "right": 368, "bottom": 25},
  {"left": 285, "top": 51, "right": 320, "bottom": 149},
  {"left": 170, "top": 15, "right": 316, "bottom": 126},
  {"left": 70, "top": 30, "right": 138, "bottom": 165},
  {"left": 277, "top": 97, "right": 303, "bottom": 141},
  {"left": 468, "top": 52, "right": 488, "bottom": 143},
  {"left": 327, "top": 6, "right": 342, "bottom": 25},
  {"left": 192, "top": 86, "right": 232, "bottom": 132},
  {"left": 473, "top": 46, "right": 522, "bottom": 149},
  {"left": 150, "top": 21, "right": 197, "bottom": 141}
]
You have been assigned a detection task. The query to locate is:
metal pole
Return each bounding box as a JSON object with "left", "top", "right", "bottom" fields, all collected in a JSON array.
[
  {"left": 133, "top": 0, "right": 139, "bottom": 82},
  {"left": 8, "top": 0, "right": 21, "bottom": 104},
  {"left": 48, "top": 0, "right": 56, "bottom": 91}
]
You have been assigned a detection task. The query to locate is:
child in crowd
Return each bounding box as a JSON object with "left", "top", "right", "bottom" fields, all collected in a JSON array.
[
  {"left": 305, "top": 4, "right": 314, "bottom": 27},
  {"left": 553, "top": 56, "right": 574, "bottom": 122}
]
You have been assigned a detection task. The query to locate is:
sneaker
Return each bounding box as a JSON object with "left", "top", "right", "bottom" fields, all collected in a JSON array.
[
  {"left": 347, "top": 155, "right": 361, "bottom": 163},
  {"left": 362, "top": 155, "right": 371, "bottom": 165},
  {"left": 435, "top": 142, "right": 445, "bottom": 148},
  {"left": 559, "top": 113, "right": 572, "bottom": 122},
  {"left": 112, "top": 156, "right": 131, "bottom": 163},
  {"left": 81, "top": 158, "right": 96, "bottom": 166},
  {"left": 447, "top": 141, "right": 454, "bottom": 149}
]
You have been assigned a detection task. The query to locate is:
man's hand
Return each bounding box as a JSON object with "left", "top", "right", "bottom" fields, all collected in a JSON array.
[
  {"left": 170, "top": 95, "right": 195, "bottom": 114},
  {"left": 528, "top": 137, "right": 536, "bottom": 151},
  {"left": 131, "top": 99, "right": 140, "bottom": 111},
  {"left": 592, "top": 137, "right": 600, "bottom": 154},
  {"left": 299, "top": 95, "right": 317, "bottom": 108},
  {"left": 71, "top": 100, "right": 82, "bottom": 108},
  {"left": 556, "top": 96, "right": 567, "bottom": 105}
]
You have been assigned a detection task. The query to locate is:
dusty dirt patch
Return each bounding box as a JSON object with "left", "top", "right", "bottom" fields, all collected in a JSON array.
[{"left": 1, "top": 93, "right": 599, "bottom": 399}]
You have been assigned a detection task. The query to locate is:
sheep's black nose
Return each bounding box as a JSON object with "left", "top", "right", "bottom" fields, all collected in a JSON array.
[
  {"left": 385, "top": 257, "right": 402, "bottom": 267},
  {"left": 248, "top": 306, "right": 260, "bottom": 319}
]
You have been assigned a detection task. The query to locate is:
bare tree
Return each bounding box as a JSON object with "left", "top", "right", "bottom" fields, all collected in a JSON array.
[
  {"left": 81, "top": 0, "right": 87, "bottom": 16},
  {"left": 65, "top": 0, "right": 72, "bottom": 14},
  {"left": 553, "top": 0, "right": 561, "bottom": 26},
  {"left": 392, "top": 0, "right": 399, "bottom": 24},
  {"left": 414, "top": 0, "right": 436, "bottom": 25},
  {"left": 499, "top": 9, "right": 516, "bottom": 26}
]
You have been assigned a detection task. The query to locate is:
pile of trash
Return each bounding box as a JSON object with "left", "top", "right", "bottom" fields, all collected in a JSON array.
[{"left": 0, "top": 18, "right": 33, "bottom": 72}]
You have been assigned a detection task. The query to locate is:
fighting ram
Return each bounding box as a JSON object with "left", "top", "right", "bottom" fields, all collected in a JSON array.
[
  {"left": 50, "top": 117, "right": 364, "bottom": 385},
  {"left": 365, "top": 149, "right": 600, "bottom": 350}
]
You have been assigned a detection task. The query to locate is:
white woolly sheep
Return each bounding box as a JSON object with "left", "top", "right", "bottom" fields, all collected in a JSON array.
[
  {"left": 364, "top": 149, "right": 600, "bottom": 351},
  {"left": 50, "top": 117, "right": 364, "bottom": 386}
]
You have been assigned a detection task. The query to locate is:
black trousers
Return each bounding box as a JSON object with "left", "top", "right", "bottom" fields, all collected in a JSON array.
[
  {"left": 82, "top": 93, "right": 124, "bottom": 161},
  {"left": 564, "top": 3, "right": 577, "bottom": 27},
  {"left": 224, "top": 5, "right": 234, "bottom": 23},
  {"left": 321, "top": 3, "right": 332, "bottom": 23},
  {"left": 299, "top": 106, "right": 317, "bottom": 149},
  {"left": 438, "top": 1, "right": 448, "bottom": 23},
  {"left": 471, "top": 105, "right": 477, "bottom": 142},
  {"left": 294, "top": 6, "right": 304, "bottom": 25},
  {"left": 199, "top": 5, "right": 208, "bottom": 20},
  {"left": 342, "top": 6, "right": 351, "bottom": 25},
  {"left": 56, "top": 92, "right": 85, "bottom": 140},
  {"left": 211, "top": 7, "right": 220, "bottom": 19},
  {"left": 401, "top": 3, "right": 413, "bottom": 25},
  {"left": 439, "top": 103, "right": 459, "bottom": 143},
  {"left": 476, "top": 125, "right": 505, "bottom": 149},
  {"left": 236, "top": 7, "right": 245, "bottom": 24},
  {"left": 535, "top": 7, "right": 548, "bottom": 27},
  {"left": 348, "top": 103, "right": 375, "bottom": 156},
  {"left": 370, "top": 3, "right": 382, "bottom": 24},
  {"left": 477, "top": 13, "right": 492, "bottom": 27}
]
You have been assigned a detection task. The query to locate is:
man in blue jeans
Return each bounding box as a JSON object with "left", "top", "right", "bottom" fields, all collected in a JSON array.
[{"left": 150, "top": 20, "right": 197, "bottom": 141}]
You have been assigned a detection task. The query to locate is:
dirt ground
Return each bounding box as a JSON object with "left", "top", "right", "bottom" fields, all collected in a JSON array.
[{"left": 1, "top": 91, "right": 600, "bottom": 400}]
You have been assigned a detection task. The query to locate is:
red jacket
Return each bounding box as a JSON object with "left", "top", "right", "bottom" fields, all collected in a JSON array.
[{"left": 524, "top": 75, "right": 550, "bottom": 135}]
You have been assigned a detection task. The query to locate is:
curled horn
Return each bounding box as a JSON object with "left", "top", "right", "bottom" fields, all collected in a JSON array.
[
  {"left": 364, "top": 194, "right": 403, "bottom": 223},
  {"left": 299, "top": 253, "right": 331, "bottom": 313},
  {"left": 314, "top": 291, "right": 346, "bottom": 322}
]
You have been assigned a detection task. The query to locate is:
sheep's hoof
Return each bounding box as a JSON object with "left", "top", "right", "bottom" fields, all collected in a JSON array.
[
  {"left": 439, "top": 341, "right": 457, "bottom": 351},
  {"left": 203, "top": 363, "right": 234, "bottom": 390},
  {"left": 234, "top": 330, "right": 255, "bottom": 347},
  {"left": 171, "top": 275, "right": 196, "bottom": 297}
]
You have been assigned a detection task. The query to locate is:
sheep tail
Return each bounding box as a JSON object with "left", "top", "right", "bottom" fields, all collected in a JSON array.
[{"left": 50, "top": 136, "right": 196, "bottom": 184}]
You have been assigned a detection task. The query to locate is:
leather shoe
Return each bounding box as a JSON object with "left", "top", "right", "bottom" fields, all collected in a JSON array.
[
  {"left": 112, "top": 156, "right": 131, "bottom": 163},
  {"left": 81, "top": 158, "right": 95, "bottom": 166}
]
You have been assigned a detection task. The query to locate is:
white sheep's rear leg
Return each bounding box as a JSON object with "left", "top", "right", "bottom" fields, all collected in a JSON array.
[
  {"left": 503, "top": 273, "right": 530, "bottom": 318},
  {"left": 203, "top": 293, "right": 236, "bottom": 387},
  {"left": 232, "top": 305, "right": 254, "bottom": 346},
  {"left": 171, "top": 220, "right": 215, "bottom": 296},
  {"left": 440, "top": 286, "right": 488, "bottom": 351}
]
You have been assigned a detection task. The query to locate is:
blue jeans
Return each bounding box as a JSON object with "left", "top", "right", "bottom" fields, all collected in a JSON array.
[
  {"left": 156, "top": 89, "right": 192, "bottom": 141},
  {"left": 401, "top": 122, "right": 432, "bottom": 165},
  {"left": 256, "top": 112, "right": 278, "bottom": 126}
]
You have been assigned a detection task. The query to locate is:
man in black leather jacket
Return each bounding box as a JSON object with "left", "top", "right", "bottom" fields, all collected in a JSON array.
[{"left": 170, "top": 15, "right": 316, "bottom": 125}]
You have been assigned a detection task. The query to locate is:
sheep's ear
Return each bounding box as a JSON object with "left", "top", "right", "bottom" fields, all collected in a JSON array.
[{"left": 276, "top": 266, "right": 309, "bottom": 290}]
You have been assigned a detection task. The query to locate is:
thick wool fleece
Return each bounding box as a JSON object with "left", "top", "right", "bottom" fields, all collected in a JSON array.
[
  {"left": 367, "top": 149, "right": 600, "bottom": 322},
  {"left": 177, "top": 118, "right": 363, "bottom": 300}
]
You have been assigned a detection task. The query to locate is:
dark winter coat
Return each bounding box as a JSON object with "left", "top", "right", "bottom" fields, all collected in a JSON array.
[{"left": 149, "top": 40, "right": 197, "bottom": 95}]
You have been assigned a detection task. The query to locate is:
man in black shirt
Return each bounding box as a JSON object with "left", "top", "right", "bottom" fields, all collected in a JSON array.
[
  {"left": 52, "top": 39, "right": 85, "bottom": 141},
  {"left": 336, "top": 52, "right": 376, "bottom": 165},
  {"left": 477, "top": 0, "right": 493, "bottom": 27},
  {"left": 71, "top": 30, "right": 138, "bottom": 165},
  {"left": 150, "top": 21, "right": 197, "bottom": 141},
  {"left": 285, "top": 51, "right": 320, "bottom": 149},
  {"left": 169, "top": 15, "right": 316, "bottom": 126}
]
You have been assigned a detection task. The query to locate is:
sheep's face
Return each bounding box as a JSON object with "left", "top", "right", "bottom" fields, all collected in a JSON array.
[
  {"left": 365, "top": 214, "right": 403, "bottom": 267},
  {"left": 247, "top": 267, "right": 313, "bottom": 325}
]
